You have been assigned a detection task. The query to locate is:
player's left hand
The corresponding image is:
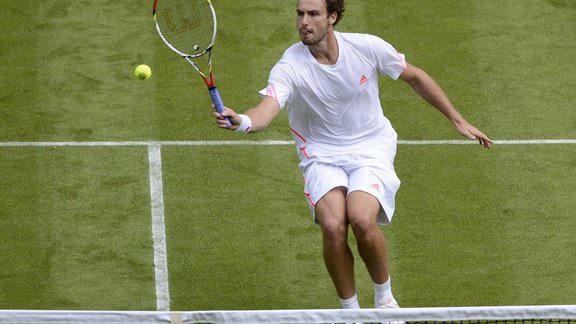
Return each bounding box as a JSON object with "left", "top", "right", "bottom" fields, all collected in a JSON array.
[{"left": 455, "top": 121, "right": 493, "bottom": 149}]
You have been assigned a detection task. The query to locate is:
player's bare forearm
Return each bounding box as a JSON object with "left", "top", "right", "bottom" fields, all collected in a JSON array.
[
  {"left": 214, "top": 95, "right": 281, "bottom": 133},
  {"left": 400, "top": 63, "right": 462, "bottom": 122},
  {"left": 243, "top": 96, "right": 282, "bottom": 132},
  {"left": 400, "top": 63, "right": 493, "bottom": 148}
]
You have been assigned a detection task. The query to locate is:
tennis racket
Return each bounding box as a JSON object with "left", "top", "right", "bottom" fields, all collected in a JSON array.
[{"left": 153, "top": 0, "right": 231, "bottom": 127}]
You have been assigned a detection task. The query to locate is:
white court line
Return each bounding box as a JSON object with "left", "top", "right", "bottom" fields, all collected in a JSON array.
[
  {"left": 147, "top": 144, "right": 170, "bottom": 312},
  {"left": 0, "top": 139, "right": 575, "bottom": 147},
  {"left": 400, "top": 139, "right": 576, "bottom": 145}
]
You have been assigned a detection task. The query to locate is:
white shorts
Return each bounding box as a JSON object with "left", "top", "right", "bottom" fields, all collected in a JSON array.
[{"left": 302, "top": 154, "right": 401, "bottom": 225}]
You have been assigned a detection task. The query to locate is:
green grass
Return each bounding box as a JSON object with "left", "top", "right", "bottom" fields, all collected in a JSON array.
[
  {"left": 392, "top": 145, "right": 576, "bottom": 306},
  {"left": 162, "top": 146, "right": 330, "bottom": 310},
  {"left": 0, "top": 147, "right": 155, "bottom": 310},
  {"left": 0, "top": 0, "right": 575, "bottom": 312}
]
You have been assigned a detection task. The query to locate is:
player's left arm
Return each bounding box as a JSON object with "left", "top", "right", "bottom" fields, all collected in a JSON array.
[{"left": 399, "top": 62, "right": 493, "bottom": 148}]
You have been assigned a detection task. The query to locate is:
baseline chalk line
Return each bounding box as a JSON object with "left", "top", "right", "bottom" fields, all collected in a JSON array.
[{"left": 0, "top": 139, "right": 575, "bottom": 147}]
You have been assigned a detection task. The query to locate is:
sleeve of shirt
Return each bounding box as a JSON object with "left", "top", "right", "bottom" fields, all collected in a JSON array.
[
  {"left": 370, "top": 35, "right": 407, "bottom": 80},
  {"left": 258, "top": 61, "right": 293, "bottom": 109}
]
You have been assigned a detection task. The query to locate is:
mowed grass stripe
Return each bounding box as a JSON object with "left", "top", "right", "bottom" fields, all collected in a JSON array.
[
  {"left": 0, "top": 2, "right": 49, "bottom": 140},
  {"left": 30, "top": 1, "right": 158, "bottom": 142},
  {"left": 0, "top": 147, "right": 157, "bottom": 310},
  {"left": 392, "top": 144, "right": 576, "bottom": 306}
]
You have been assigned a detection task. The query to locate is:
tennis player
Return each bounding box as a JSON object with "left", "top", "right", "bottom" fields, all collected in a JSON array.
[{"left": 214, "top": 0, "right": 493, "bottom": 309}]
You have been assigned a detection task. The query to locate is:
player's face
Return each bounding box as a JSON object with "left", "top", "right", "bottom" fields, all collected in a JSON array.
[{"left": 296, "top": 0, "right": 336, "bottom": 46}]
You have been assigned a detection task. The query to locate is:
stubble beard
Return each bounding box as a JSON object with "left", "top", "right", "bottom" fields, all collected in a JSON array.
[{"left": 300, "top": 29, "right": 327, "bottom": 47}]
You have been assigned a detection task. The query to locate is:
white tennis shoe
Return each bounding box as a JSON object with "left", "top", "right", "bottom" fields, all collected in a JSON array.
[
  {"left": 376, "top": 295, "right": 403, "bottom": 324},
  {"left": 376, "top": 295, "right": 399, "bottom": 309}
]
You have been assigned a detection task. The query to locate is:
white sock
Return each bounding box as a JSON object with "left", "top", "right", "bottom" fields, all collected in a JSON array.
[
  {"left": 339, "top": 293, "right": 361, "bottom": 309},
  {"left": 374, "top": 277, "right": 392, "bottom": 305}
]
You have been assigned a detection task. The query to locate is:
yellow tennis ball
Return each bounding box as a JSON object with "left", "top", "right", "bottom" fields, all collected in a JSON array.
[{"left": 135, "top": 64, "right": 152, "bottom": 80}]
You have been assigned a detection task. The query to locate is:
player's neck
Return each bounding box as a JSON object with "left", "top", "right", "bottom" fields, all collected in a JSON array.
[{"left": 308, "top": 30, "right": 339, "bottom": 65}]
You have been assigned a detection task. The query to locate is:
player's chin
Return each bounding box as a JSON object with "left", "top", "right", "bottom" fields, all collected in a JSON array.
[{"left": 299, "top": 33, "right": 315, "bottom": 45}]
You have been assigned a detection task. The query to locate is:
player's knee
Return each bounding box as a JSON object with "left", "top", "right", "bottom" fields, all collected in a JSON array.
[
  {"left": 349, "top": 212, "right": 379, "bottom": 238},
  {"left": 320, "top": 218, "right": 348, "bottom": 244},
  {"left": 347, "top": 195, "right": 380, "bottom": 236}
]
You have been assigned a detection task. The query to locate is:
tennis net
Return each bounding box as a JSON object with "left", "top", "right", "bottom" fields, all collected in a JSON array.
[{"left": 1, "top": 305, "right": 575, "bottom": 323}]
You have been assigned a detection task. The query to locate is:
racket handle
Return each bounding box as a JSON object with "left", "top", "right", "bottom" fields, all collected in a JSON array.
[{"left": 208, "top": 86, "right": 232, "bottom": 128}]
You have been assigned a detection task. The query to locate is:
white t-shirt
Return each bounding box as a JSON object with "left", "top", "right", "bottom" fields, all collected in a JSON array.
[{"left": 259, "top": 32, "right": 406, "bottom": 163}]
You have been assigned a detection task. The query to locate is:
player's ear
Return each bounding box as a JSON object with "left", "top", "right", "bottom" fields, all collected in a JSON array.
[{"left": 328, "top": 11, "right": 337, "bottom": 25}]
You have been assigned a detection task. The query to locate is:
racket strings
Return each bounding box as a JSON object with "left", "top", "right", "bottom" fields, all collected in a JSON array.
[{"left": 156, "top": 0, "right": 214, "bottom": 55}]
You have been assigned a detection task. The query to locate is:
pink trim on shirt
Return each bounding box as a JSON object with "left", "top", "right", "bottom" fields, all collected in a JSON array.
[
  {"left": 290, "top": 127, "right": 310, "bottom": 158},
  {"left": 304, "top": 192, "right": 316, "bottom": 206},
  {"left": 397, "top": 51, "right": 407, "bottom": 70},
  {"left": 290, "top": 127, "right": 307, "bottom": 143},
  {"left": 300, "top": 147, "right": 310, "bottom": 159},
  {"left": 266, "top": 84, "right": 278, "bottom": 100}
]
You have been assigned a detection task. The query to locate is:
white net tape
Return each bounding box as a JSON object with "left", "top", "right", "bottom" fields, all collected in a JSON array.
[{"left": 1, "top": 305, "right": 576, "bottom": 324}]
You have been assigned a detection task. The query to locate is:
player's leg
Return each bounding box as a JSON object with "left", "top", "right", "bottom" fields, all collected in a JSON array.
[
  {"left": 315, "top": 186, "right": 358, "bottom": 304},
  {"left": 347, "top": 191, "right": 399, "bottom": 308},
  {"left": 346, "top": 163, "right": 401, "bottom": 308},
  {"left": 303, "top": 160, "right": 360, "bottom": 307},
  {"left": 347, "top": 191, "right": 390, "bottom": 284}
]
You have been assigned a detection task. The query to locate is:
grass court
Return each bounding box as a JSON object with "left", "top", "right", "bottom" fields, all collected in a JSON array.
[{"left": 1, "top": 0, "right": 575, "bottom": 311}]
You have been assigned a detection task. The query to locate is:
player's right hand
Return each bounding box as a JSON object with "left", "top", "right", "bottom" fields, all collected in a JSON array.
[{"left": 213, "top": 107, "right": 241, "bottom": 130}]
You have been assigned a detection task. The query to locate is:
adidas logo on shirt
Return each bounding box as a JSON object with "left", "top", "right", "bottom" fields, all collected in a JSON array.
[{"left": 359, "top": 74, "right": 369, "bottom": 85}]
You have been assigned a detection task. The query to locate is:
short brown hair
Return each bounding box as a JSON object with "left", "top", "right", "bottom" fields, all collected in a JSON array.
[{"left": 325, "top": 0, "right": 345, "bottom": 26}]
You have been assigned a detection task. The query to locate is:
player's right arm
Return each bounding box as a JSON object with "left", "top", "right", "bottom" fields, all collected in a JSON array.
[{"left": 213, "top": 95, "right": 281, "bottom": 133}]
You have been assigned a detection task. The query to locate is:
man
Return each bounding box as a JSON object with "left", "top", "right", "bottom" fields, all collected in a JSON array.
[{"left": 214, "top": 0, "right": 493, "bottom": 309}]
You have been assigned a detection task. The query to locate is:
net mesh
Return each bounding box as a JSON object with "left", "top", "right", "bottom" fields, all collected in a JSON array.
[{"left": 1, "top": 306, "right": 575, "bottom": 324}]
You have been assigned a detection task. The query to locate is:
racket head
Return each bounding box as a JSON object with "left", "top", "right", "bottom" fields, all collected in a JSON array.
[{"left": 153, "top": 0, "right": 217, "bottom": 58}]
